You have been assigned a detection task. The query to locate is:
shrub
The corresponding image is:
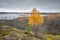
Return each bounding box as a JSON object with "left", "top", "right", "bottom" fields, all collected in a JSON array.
[
  {"left": 46, "top": 16, "right": 60, "bottom": 35},
  {"left": 0, "top": 21, "right": 3, "bottom": 30}
]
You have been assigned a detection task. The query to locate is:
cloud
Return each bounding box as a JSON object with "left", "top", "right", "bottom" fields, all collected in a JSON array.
[{"left": 0, "top": 0, "right": 60, "bottom": 12}]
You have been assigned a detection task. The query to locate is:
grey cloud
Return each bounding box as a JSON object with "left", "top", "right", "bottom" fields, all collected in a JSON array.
[{"left": 0, "top": 0, "right": 60, "bottom": 12}]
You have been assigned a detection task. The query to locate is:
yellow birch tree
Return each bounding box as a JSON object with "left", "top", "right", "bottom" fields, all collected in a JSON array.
[{"left": 28, "top": 8, "right": 44, "bottom": 26}]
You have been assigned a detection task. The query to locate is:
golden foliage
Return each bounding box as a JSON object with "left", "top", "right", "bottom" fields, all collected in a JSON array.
[
  {"left": 46, "top": 36, "right": 54, "bottom": 40},
  {"left": 29, "top": 31, "right": 35, "bottom": 36},
  {"left": 56, "top": 14, "right": 60, "bottom": 17},
  {"left": 28, "top": 8, "right": 44, "bottom": 26},
  {"left": 46, "top": 14, "right": 60, "bottom": 21},
  {"left": 46, "top": 35, "right": 60, "bottom": 40},
  {"left": 46, "top": 15, "right": 55, "bottom": 20},
  {"left": 0, "top": 30, "right": 9, "bottom": 36},
  {"left": 46, "top": 37, "right": 54, "bottom": 40}
]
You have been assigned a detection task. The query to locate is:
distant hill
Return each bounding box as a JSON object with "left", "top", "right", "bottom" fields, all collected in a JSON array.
[
  {"left": 0, "top": 12, "right": 60, "bottom": 20},
  {"left": 0, "top": 12, "right": 60, "bottom": 14}
]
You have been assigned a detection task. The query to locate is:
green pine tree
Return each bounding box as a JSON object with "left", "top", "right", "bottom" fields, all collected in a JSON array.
[
  {"left": 0, "top": 21, "right": 3, "bottom": 29},
  {"left": 25, "top": 23, "right": 32, "bottom": 32}
]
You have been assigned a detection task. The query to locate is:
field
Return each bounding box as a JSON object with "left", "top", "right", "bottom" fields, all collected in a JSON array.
[{"left": 0, "top": 12, "right": 60, "bottom": 40}]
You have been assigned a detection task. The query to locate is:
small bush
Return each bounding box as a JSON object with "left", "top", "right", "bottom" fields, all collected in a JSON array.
[
  {"left": 46, "top": 16, "right": 60, "bottom": 35},
  {"left": 0, "top": 21, "right": 3, "bottom": 29}
]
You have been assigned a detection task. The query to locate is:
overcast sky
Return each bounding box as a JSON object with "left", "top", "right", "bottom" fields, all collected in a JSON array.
[{"left": 0, "top": 0, "right": 60, "bottom": 12}]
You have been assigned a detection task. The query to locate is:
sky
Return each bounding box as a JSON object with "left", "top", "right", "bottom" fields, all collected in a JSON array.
[
  {"left": 0, "top": 0, "right": 60, "bottom": 19},
  {"left": 0, "top": 0, "right": 60, "bottom": 12}
]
